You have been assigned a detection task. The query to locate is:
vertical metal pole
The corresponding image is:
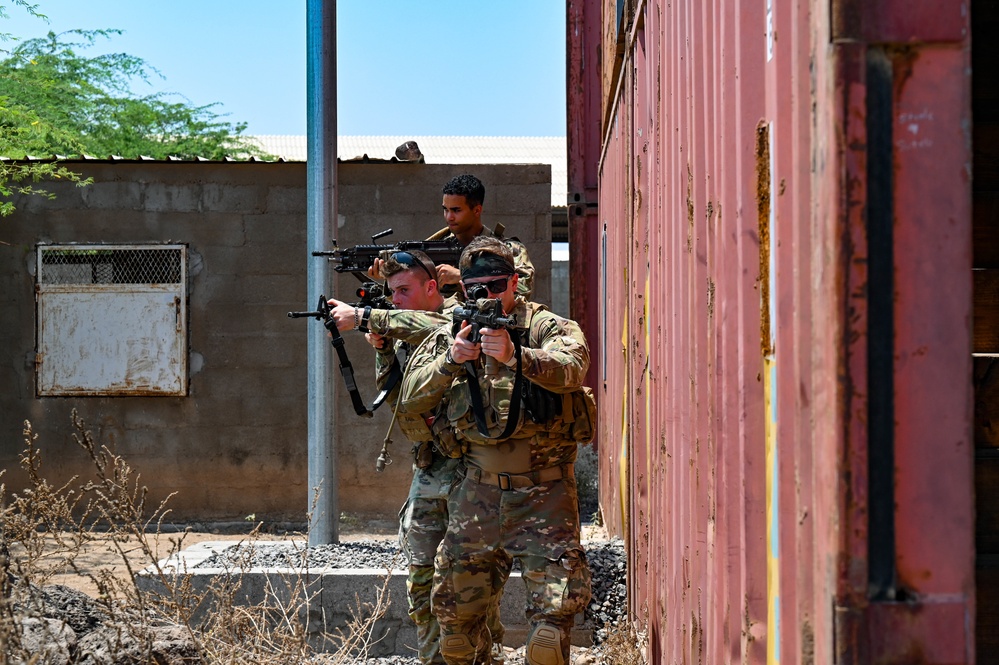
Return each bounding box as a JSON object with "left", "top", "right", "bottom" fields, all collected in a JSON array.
[{"left": 306, "top": 0, "right": 338, "bottom": 545}]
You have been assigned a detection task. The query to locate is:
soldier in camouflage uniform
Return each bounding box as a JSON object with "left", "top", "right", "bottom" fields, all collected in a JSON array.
[
  {"left": 399, "top": 237, "right": 593, "bottom": 665},
  {"left": 369, "top": 173, "right": 534, "bottom": 299},
  {"left": 326, "top": 250, "right": 510, "bottom": 665}
]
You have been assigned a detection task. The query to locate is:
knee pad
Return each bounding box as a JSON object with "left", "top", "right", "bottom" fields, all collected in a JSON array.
[
  {"left": 440, "top": 633, "right": 476, "bottom": 662},
  {"left": 526, "top": 622, "right": 565, "bottom": 665}
]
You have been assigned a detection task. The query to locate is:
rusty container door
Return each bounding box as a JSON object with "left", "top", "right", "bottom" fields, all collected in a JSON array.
[{"left": 571, "top": 0, "right": 975, "bottom": 662}]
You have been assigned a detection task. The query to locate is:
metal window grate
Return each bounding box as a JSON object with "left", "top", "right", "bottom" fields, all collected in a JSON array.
[{"left": 39, "top": 246, "right": 183, "bottom": 285}]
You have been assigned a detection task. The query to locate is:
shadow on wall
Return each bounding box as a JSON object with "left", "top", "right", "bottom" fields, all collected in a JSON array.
[
  {"left": 551, "top": 245, "right": 569, "bottom": 318},
  {"left": 575, "top": 442, "right": 599, "bottom": 523}
]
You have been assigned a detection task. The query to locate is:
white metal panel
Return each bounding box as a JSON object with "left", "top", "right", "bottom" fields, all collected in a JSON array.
[
  {"left": 35, "top": 244, "right": 187, "bottom": 397},
  {"left": 38, "top": 286, "right": 184, "bottom": 395}
]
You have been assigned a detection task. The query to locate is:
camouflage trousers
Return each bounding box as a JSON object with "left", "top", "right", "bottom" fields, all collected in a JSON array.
[
  {"left": 431, "top": 474, "right": 592, "bottom": 665},
  {"left": 400, "top": 485, "right": 511, "bottom": 664}
]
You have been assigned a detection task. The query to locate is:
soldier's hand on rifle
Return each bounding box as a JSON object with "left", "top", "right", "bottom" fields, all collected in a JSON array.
[
  {"left": 326, "top": 297, "right": 361, "bottom": 331},
  {"left": 437, "top": 264, "right": 461, "bottom": 288},
  {"left": 367, "top": 258, "right": 386, "bottom": 281},
  {"left": 365, "top": 332, "right": 389, "bottom": 350},
  {"left": 478, "top": 327, "right": 515, "bottom": 365},
  {"left": 451, "top": 321, "right": 481, "bottom": 363}
]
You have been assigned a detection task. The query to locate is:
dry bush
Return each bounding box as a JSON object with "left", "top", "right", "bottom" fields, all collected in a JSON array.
[
  {"left": 0, "top": 410, "right": 391, "bottom": 664},
  {"left": 595, "top": 620, "right": 648, "bottom": 665}
]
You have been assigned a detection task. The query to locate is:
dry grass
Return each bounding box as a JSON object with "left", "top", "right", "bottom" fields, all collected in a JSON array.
[
  {"left": 0, "top": 410, "right": 393, "bottom": 664},
  {"left": 595, "top": 620, "right": 648, "bottom": 665}
]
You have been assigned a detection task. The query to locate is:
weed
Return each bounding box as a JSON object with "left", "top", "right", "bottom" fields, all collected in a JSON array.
[{"left": 0, "top": 410, "right": 392, "bottom": 663}]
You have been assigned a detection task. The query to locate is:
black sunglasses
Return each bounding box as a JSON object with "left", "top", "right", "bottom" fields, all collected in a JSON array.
[
  {"left": 462, "top": 276, "right": 510, "bottom": 296},
  {"left": 393, "top": 251, "right": 436, "bottom": 282}
]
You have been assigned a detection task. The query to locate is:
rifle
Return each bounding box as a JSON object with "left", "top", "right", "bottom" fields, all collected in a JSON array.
[
  {"left": 288, "top": 282, "right": 402, "bottom": 418},
  {"left": 450, "top": 286, "right": 524, "bottom": 439},
  {"left": 312, "top": 228, "right": 462, "bottom": 280},
  {"left": 353, "top": 281, "right": 394, "bottom": 326},
  {"left": 450, "top": 284, "right": 519, "bottom": 343},
  {"left": 288, "top": 295, "right": 372, "bottom": 417}
]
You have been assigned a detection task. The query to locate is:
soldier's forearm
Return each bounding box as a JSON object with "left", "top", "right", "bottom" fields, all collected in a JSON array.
[
  {"left": 519, "top": 347, "right": 590, "bottom": 392},
  {"left": 368, "top": 309, "right": 449, "bottom": 345}
]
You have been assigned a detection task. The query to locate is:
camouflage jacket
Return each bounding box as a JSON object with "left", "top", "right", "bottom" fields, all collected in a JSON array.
[
  {"left": 373, "top": 297, "right": 462, "bottom": 453},
  {"left": 429, "top": 225, "right": 535, "bottom": 299},
  {"left": 400, "top": 297, "right": 590, "bottom": 472},
  {"left": 367, "top": 294, "right": 458, "bottom": 349}
]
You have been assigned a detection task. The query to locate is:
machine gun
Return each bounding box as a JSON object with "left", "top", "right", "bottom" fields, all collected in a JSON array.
[{"left": 312, "top": 228, "right": 462, "bottom": 280}]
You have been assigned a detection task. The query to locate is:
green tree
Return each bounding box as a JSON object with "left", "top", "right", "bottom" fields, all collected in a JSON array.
[
  {"left": 0, "top": 2, "right": 269, "bottom": 215},
  {"left": 0, "top": 1, "right": 88, "bottom": 215}
]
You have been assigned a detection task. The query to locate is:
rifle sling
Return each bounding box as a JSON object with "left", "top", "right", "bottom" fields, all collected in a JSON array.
[
  {"left": 464, "top": 335, "right": 523, "bottom": 439},
  {"left": 368, "top": 346, "right": 407, "bottom": 412},
  {"left": 323, "top": 317, "right": 373, "bottom": 418}
]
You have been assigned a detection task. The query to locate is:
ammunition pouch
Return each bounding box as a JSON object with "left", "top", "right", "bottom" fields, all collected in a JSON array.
[
  {"left": 523, "top": 382, "right": 562, "bottom": 424},
  {"left": 429, "top": 408, "right": 465, "bottom": 458},
  {"left": 520, "top": 384, "right": 596, "bottom": 443},
  {"left": 413, "top": 440, "right": 434, "bottom": 469},
  {"left": 566, "top": 387, "right": 597, "bottom": 443},
  {"left": 395, "top": 412, "right": 434, "bottom": 443}
]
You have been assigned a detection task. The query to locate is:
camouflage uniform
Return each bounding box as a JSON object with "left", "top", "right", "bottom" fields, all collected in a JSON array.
[
  {"left": 367, "top": 304, "right": 452, "bottom": 346},
  {"left": 400, "top": 298, "right": 593, "bottom": 665},
  {"left": 370, "top": 299, "right": 511, "bottom": 665}
]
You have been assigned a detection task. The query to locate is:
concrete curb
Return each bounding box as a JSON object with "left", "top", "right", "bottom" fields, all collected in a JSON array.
[{"left": 137, "top": 541, "right": 591, "bottom": 657}]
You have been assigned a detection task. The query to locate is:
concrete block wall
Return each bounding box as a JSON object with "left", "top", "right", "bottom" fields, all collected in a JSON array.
[{"left": 0, "top": 161, "right": 552, "bottom": 525}]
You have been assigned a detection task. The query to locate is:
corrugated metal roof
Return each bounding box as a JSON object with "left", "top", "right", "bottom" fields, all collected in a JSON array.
[
  {"left": 254, "top": 135, "right": 567, "bottom": 207},
  {"left": 1, "top": 135, "right": 567, "bottom": 207}
]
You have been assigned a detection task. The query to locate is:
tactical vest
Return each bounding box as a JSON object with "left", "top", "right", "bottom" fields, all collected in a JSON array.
[
  {"left": 450, "top": 303, "right": 596, "bottom": 444},
  {"left": 391, "top": 341, "right": 466, "bottom": 460}
]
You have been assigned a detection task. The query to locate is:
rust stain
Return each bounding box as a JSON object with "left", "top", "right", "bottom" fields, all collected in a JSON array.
[
  {"left": 691, "top": 609, "right": 701, "bottom": 664},
  {"left": 686, "top": 163, "right": 694, "bottom": 253},
  {"left": 801, "top": 619, "right": 815, "bottom": 665},
  {"left": 889, "top": 44, "right": 920, "bottom": 93},
  {"left": 707, "top": 277, "right": 715, "bottom": 321},
  {"left": 756, "top": 121, "right": 773, "bottom": 357}
]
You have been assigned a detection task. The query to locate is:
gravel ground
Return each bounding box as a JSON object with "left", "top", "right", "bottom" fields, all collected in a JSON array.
[{"left": 196, "top": 538, "right": 404, "bottom": 570}]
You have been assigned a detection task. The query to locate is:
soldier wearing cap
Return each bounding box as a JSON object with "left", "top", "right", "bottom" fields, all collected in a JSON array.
[{"left": 400, "top": 236, "right": 593, "bottom": 665}]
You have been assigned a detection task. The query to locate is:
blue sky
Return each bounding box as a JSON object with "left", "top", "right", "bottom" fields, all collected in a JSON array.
[{"left": 0, "top": 1, "right": 567, "bottom": 137}]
